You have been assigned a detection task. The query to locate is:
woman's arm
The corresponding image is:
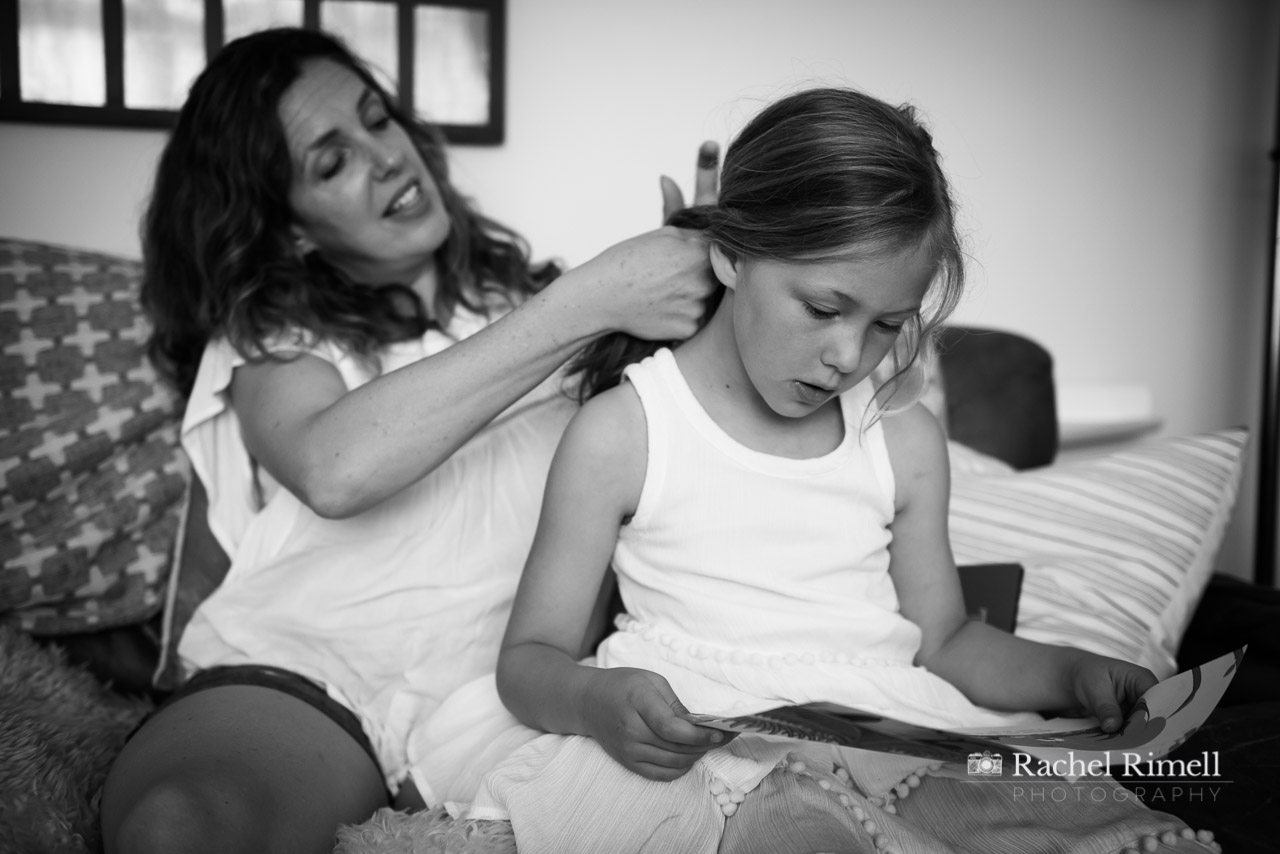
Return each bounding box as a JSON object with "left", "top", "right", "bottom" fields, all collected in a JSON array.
[
  {"left": 883, "top": 404, "right": 1156, "bottom": 731},
  {"left": 496, "top": 385, "right": 723, "bottom": 781},
  {"left": 232, "top": 226, "right": 714, "bottom": 518}
]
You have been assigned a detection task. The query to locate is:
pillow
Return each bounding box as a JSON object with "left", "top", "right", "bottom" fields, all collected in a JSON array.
[
  {"left": 947, "top": 428, "right": 1248, "bottom": 678},
  {"left": 937, "top": 326, "right": 1058, "bottom": 470},
  {"left": 0, "top": 239, "right": 189, "bottom": 634},
  {"left": 947, "top": 439, "right": 1015, "bottom": 478}
]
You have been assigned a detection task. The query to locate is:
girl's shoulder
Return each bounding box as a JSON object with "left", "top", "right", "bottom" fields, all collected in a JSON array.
[
  {"left": 567, "top": 382, "right": 646, "bottom": 462},
  {"left": 879, "top": 402, "right": 949, "bottom": 494},
  {"left": 551, "top": 382, "right": 648, "bottom": 517}
]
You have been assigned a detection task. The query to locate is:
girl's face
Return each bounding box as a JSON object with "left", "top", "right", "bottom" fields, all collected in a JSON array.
[
  {"left": 280, "top": 58, "right": 451, "bottom": 285},
  {"left": 711, "top": 242, "right": 935, "bottom": 419}
]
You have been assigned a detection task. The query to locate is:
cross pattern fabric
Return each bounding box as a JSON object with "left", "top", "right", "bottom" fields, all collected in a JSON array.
[{"left": 0, "top": 240, "right": 188, "bottom": 634}]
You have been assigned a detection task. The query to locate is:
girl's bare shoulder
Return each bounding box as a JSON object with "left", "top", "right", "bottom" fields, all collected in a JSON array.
[
  {"left": 557, "top": 382, "right": 648, "bottom": 479},
  {"left": 879, "top": 403, "right": 949, "bottom": 501}
]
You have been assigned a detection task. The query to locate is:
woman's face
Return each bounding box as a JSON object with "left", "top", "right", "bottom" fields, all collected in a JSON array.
[
  {"left": 280, "top": 58, "right": 451, "bottom": 286},
  {"left": 711, "top": 242, "right": 935, "bottom": 419}
]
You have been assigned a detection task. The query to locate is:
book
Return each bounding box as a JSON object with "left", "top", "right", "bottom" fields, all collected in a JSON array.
[{"left": 691, "top": 647, "right": 1243, "bottom": 775}]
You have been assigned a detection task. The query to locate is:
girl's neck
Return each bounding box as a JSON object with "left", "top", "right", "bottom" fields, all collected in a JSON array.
[{"left": 674, "top": 291, "right": 845, "bottom": 460}]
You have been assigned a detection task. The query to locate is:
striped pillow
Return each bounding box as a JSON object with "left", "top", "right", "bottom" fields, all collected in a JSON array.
[{"left": 947, "top": 428, "right": 1248, "bottom": 678}]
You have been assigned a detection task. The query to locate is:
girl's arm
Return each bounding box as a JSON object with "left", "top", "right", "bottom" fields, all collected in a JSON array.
[
  {"left": 231, "top": 226, "right": 713, "bottom": 519},
  {"left": 496, "top": 384, "right": 724, "bottom": 781},
  {"left": 883, "top": 404, "right": 1156, "bottom": 731}
]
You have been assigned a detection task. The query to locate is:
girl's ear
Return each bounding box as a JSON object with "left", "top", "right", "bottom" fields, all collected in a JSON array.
[{"left": 709, "top": 243, "right": 740, "bottom": 290}]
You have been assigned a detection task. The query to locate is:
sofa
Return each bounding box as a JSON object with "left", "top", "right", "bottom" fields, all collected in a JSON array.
[{"left": 2, "top": 236, "right": 1278, "bottom": 854}]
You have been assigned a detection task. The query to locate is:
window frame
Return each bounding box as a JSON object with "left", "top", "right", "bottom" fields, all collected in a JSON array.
[{"left": 0, "top": 0, "right": 505, "bottom": 144}]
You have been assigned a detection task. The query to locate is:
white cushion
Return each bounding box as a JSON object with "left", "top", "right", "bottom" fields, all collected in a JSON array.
[{"left": 947, "top": 428, "right": 1248, "bottom": 678}]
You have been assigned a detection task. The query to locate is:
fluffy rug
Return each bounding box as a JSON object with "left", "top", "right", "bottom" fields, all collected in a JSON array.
[
  {"left": 335, "top": 806, "right": 516, "bottom": 854},
  {"left": 0, "top": 624, "right": 153, "bottom": 854}
]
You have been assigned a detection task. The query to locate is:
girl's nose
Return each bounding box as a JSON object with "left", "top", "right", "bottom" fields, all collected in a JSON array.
[{"left": 822, "top": 332, "right": 862, "bottom": 375}]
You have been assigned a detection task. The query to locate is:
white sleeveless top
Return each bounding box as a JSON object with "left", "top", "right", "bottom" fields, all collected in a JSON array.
[
  {"left": 596, "top": 348, "right": 1032, "bottom": 726},
  {"left": 176, "top": 302, "right": 577, "bottom": 791}
]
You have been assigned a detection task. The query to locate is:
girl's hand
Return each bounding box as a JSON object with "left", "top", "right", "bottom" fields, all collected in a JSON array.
[
  {"left": 581, "top": 667, "right": 726, "bottom": 781},
  {"left": 573, "top": 226, "right": 718, "bottom": 343},
  {"left": 1068, "top": 654, "right": 1159, "bottom": 732}
]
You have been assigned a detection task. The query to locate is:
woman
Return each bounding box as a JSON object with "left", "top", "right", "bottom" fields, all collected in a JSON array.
[{"left": 100, "top": 27, "right": 717, "bottom": 854}]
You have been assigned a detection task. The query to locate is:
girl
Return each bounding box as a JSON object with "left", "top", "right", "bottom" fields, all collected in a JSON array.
[
  {"left": 101, "top": 27, "right": 718, "bottom": 854},
  {"left": 467, "top": 88, "right": 1221, "bottom": 853}
]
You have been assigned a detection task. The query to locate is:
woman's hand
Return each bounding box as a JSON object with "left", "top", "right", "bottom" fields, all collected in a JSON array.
[
  {"left": 660, "top": 140, "right": 720, "bottom": 221},
  {"left": 581, "top": 667, "right": 726, "bottom": 781},
  {"left": 551, "top": 139, "right": 720, "bottom": 344},
  {"left": 1067, "top": 654, "right": 1158, "bottom": 733},
  {"left": 570, "top": 226, "right": 718, "bottom": 342}
]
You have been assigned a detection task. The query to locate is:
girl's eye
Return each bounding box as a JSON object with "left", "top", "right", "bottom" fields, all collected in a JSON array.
[
  {"left": 368, "top": 113, "right": 391, "bottom": 131},
  {"left": 876, "top": 320, "right": 905, "bottom": 333},
  {"left": 803, "top": 302, "right": 838, "bottom": 320}
]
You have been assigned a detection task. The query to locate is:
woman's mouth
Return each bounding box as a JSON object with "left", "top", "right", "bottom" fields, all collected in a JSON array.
[{"left": 385, "top": 182, "right": 426, "bottom": 217}]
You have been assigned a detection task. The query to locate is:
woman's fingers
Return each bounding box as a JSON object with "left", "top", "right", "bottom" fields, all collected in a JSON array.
[
  {"left": 659, "top": 140, "right": 721, "bottom": 223},
  {"left": 692, "top": 141, "right": 720, "bottom": 206},
  {"left": 660, "top": 175, "right": 685, "bottom": 224}
]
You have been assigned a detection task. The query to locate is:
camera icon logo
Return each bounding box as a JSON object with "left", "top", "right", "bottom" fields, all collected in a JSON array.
[{"left": 967, "top": 750, "right": 1002, "bottom": 776}]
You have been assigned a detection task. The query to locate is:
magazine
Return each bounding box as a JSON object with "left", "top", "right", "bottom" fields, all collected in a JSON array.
[{"left": 691, "top": 648, "right": 1243, "bottom": 774}]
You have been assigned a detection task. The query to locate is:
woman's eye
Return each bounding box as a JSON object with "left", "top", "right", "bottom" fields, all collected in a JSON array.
[
  {"left": 876, "top": 320, "right": 905, "bottom": 333},
  {"left": 318, "top": 151, "right": 346, "bottom": 180},
  {"left": 368, "top": 113, "right": 391, "bottom": 131},
  {"left": 803, "top": 302, "right": 838, "bottom": 320}
]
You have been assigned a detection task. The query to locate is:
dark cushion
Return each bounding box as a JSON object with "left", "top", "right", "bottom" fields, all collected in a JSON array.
[
  {"left": 936, "top": 326, "right": 1058, "bottom": 470},
  {"left": 1177, "top": 573, "right": 1280, "bottom": 706}
]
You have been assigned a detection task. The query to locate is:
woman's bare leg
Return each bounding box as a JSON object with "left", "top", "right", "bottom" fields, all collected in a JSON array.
[{"left": 101, "top": 684, "right": 388, "bottom": 854}]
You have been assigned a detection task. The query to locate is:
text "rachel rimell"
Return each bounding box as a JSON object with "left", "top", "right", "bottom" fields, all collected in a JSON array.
[{"left": 1012, "top": 752, "right": 1221, "bottom": 779}]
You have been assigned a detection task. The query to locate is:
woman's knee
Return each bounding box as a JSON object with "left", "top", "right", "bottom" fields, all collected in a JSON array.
[
  {"left": 101, "top": 683, "right": 387, "bottom": 854},
  {"left": 107, "top": 770, "right": 272, "bottom": 854}
]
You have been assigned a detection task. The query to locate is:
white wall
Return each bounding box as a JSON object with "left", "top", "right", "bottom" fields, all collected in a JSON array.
[{"left": 2, "top": 0, "right": 1277, "bottom": 577}]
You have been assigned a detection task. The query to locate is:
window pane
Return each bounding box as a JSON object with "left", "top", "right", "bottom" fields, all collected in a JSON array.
[
  {"left": 320, "top": 0, "right": 398, "bottom": 94},
  {"left": 19, "top": 0, "right": 105, "bottom": 105},
  {"left": 414, "top": 5, "right": 489, "bottom": 126},
  {"left": 123, "top": 0, "right": 204, "bottom": 109},
  {"left": 225, "top": 0, "right": 305, "bottom": 43}
]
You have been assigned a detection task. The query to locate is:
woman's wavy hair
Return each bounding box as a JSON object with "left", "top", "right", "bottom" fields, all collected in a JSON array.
[
  {"left": 569, "top": 87, "right": 965, "bottom": 419},
  {"left": 142, "top": 27, "right": 557, "bottom": 397}
]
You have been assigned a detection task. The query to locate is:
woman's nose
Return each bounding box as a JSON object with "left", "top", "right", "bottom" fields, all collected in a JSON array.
[{"left": 369, "top": 139, "right": 405, "bottom": 177}]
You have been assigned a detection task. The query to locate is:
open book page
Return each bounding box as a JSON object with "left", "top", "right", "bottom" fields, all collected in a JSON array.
[{"left": 691, "top": 648, "right": 1243, "bottom": 770}]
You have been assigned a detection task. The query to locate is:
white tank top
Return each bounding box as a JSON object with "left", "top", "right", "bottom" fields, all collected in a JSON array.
[{"left": 610, "top": 347, "right": 920, "bottom": 667}]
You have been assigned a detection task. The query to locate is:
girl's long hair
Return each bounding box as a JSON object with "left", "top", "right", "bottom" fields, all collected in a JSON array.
[
  {"left": 142, "top": 27, "right": 557, "bottom": 398},
  {"left": 569, "top": 87, "right": 965, "bottom": 415}
]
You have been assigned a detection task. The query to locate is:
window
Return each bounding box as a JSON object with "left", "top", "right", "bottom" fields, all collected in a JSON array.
[{"left": 0, "top": 0, "right": 505, "bottom": 144}]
